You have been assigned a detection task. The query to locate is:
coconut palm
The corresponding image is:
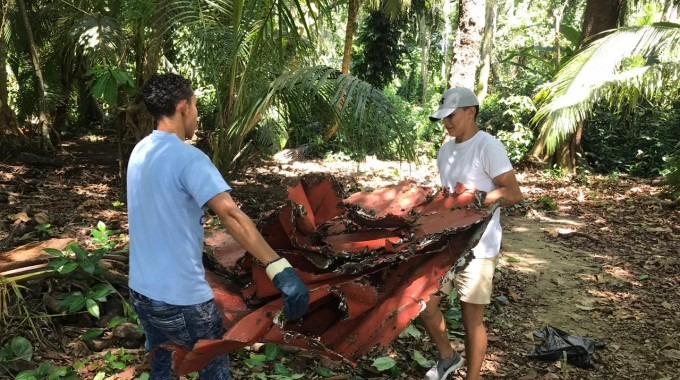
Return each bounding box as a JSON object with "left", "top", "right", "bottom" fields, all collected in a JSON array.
[
  {"left": 171, "top": 0, "right": 414, "bottom": 174},
  {"left": 531, "top": 22, "right": 680, "bottom": 155}
]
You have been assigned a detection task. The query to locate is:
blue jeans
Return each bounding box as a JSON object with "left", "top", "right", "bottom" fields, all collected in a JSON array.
[{"left": 129, "top": 290, "right": 232, "bottom": 379}]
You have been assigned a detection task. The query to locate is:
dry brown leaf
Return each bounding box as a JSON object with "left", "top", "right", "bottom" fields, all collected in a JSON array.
[
  {"left": 662, "top": 349, "right": 680, "bottom": 360},
  {"left": 519, "top": 369, "right": 538, "bottom": 380},
  {"left": 15, "top": 212, "right": 30, "bottom": 222},
  {"left": 646, "top": 227, "right": 671, "bottom": 233},
  {"left": 33, "top": 212, "right": 49, "bottom": 224},
  {"left": 662, "top": 301, "right": 673, "bottom": 310},
  {"left": 576, "top": 304, "right": 595, "bottom": 311}
]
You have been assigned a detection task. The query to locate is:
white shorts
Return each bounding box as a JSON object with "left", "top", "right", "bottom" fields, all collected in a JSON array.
[{"left": 441, "top": 256, "right": 499, "bottom": 304}]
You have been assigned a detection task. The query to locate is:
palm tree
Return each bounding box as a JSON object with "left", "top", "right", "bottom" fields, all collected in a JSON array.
[
  {"left": 172, "top": 0, "right": 413, "bottom": 174},
  {"left": 531, "top": 23, "right": 680, "bottom": 157}
]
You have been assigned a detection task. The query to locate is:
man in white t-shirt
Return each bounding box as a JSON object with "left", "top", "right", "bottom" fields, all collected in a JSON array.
[
  {"left": 420, "top": 87, "right": 522, "bottom": 380},
  {"left": 127, "top": 74, "right": 309, "bottom": 379}
]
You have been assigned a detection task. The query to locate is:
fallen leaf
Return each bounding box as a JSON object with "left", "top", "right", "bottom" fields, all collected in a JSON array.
[
  {"left": 33, "top": 212, "right": 49, "bottom": 224},
  {"left": 662, "top": 349, "right": 680, "bottom": 360},
  {"left": 646, "top": 227, "right": 671, "bottom": 233},
  {"left": 662, "top": 301, "right": 672, "bottom": 310},
  {"left": 15, "top": 212, "right": 30, "bottom": 223},
  {"left": 524, "top": 332, "right": 534, "bottom": 342},
  {"left": 576, "top": 304, "right": 595, "bottom": 311},
  {"left": 519, "top": 369, "right": 538, "bottom": 380}
]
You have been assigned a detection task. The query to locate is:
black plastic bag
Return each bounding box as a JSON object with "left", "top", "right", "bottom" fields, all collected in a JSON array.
[{"left": 529, "top": 326, "right": 606, "bottom": 369}]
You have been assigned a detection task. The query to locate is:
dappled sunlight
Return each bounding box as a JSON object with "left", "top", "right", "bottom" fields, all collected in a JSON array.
[
  {"left": 73, "top": 183, "right": 112, "bottom": 198},
  {"left": 500, "top": 252, "right": 548, "bottom": 275}
]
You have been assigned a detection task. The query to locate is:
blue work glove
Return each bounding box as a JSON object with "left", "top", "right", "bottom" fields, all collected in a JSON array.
[{"left": 266, "top": 258, "right": 310, "bottom": 320}]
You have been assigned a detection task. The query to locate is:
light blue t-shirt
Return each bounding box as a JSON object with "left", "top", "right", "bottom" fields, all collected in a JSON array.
[{"left": 127, "top": 131, "right": 231, "bottom": 305}]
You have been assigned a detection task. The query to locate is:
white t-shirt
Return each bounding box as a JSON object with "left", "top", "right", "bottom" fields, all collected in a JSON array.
[
  {"left": 127, "top": 131, "right": 231, "bottom": 305},
  {"left": 437, "top": 131, "right": 514, "bottom": 259}
]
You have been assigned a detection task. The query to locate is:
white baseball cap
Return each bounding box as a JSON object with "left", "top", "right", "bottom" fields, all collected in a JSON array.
[{"left": 429, "top": 87, "right": 479, "bottom": 121}]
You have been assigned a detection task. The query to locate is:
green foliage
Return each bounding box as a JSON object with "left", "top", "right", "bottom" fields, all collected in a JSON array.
[
  {"left": 371, "top": 356, "right": 397, "bottom": 371},
  {"left": 532, "top": 23, "right": 680, "bottom": 155},
  {"left": 398, "top": 324, "right": 422, "bottom": 339},
  {"left": 411, "top": 349, "right": 433, "bottom": 368},
  {"left": 315, "top": 366, "right": 335, "bottom": 377},
  {"left": 582, "top": 103, "right": 680, "bottom": 178},
  {"left": 35, "top": 224, "right": 53, "bottom": 239},
  {"left": 354, "top": 9, "right": 407, "bottom": 89},
  {"left": 41, "top": 222, "right": 131, "bottom": 322},
  {"left": 86, "top": 66, "right": 136, "bottom": 107},
  {"left": 480, "top": 94, "right": 537, "bottom": 163},
  {"left": 662, "top": 151, "right": 680, "bottom": 196},
  {"left": 1, "top": 337, "right": 77, "bottom": 379},
  {"left": 536, "top": 196, "right": 558, "bottom": 211},
  {"left": 91, "top": 221, "right": 116, "bottom": 250},
  {"left": 381, "top": 86, "right": 440, "bottom": 159}
]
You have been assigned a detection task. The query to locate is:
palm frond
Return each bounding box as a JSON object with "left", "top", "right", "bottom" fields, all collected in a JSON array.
[
  {"left": 532, "top": 23, "right": 680, "bottom": 153},
  {"left": 216, "top": 66, "right": 415, "bottom": 172}
]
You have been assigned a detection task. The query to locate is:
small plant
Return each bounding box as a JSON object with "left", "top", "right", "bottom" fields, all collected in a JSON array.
[
  {"left": 371, "top": 356, "right": 398, "bottom": 377},
  {"left": 91, "top": 221, "right": 116, "bottom": 250},
  {"left": 34, "top": 223, "right": 53, "bottom": 239},
  {"left": 45, "top": 243, "right": 106, "bottom": 276},
  {"left": 0, "top": 336, "right": 33, "bottom": 375},
  {"left": 1, "top": 337, "right": 78, "bottom": 379},
  {"left": 112, "top": 201, "right": 125, "bottom": 207},
  {"left": 536, "top": 196, "right": 558, "bottom": 211},
  {"left": 315, "top": 366, "right": 335, "bottom": 378},
  {"left": 412, "top": 349, "right": 434, "bottom": 368},
  {"left": 59, "top": 283, "right": 116, "bottom": 318},
  {"left": 561, "top": 350, "right": 569, "bottom": 379}
]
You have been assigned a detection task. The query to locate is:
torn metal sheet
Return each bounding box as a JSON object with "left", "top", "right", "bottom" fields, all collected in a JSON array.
[
  {"left": 322, "top": 230, "right": 405, "bottom": 254},
  {"left": 344, "top": 181, "right": 433, "bottom": 227},
  {"left": 204, "top": 230, "right": 247, "bottom": 272},
  {"left": 171, "top": 175, "right": 496, "bottom": 375}
]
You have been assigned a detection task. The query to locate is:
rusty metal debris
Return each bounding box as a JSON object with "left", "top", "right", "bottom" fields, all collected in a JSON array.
[{"left": 172, "top": 175, "right": 496, "bottom": 374}]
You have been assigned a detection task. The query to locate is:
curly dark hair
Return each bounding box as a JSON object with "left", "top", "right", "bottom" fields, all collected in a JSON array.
[{"left": 141, "top": 73, "right": 194, "bottom": 120}]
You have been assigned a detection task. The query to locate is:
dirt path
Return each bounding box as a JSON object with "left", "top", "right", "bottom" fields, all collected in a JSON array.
[{"left": 484, "top": 211, "right": 679, "bottom": 379}]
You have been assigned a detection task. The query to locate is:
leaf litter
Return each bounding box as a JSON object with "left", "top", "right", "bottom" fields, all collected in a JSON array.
[{"left": 1, "top": 139, "right": 678, "bottom": 379}]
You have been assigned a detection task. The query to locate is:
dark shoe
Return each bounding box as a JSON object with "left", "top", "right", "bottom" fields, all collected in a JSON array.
[{"left": 423, "top": 352, "right": 464, "bottom": 380}]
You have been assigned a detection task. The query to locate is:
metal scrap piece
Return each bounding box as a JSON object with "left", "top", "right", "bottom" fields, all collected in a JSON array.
[{"left": 173, "top": 175, "right": 496, "bottom": 375}]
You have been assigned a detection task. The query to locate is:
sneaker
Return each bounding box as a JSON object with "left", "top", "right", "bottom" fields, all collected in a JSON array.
[{"left": 423, "top": 352, "right": 464, "bottom": 380}]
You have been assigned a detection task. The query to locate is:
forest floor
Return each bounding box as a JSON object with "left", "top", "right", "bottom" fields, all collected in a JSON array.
[{"left": 1, "top": 136, "right": 679, "bottom": 380}]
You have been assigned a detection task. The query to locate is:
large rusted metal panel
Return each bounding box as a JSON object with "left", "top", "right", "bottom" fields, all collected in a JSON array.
[{"left": 167, "top": 176, "right": 495, "bottom": 375}]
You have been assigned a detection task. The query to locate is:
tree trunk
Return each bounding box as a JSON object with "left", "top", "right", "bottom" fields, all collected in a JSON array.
[
  {"left": 448, "top": 0, "right": 485, "bottom": 89},
  {"left": 17, "top": 0, "right": 54, "bottom": 152},
  {"left": 579, "top": 0, "right": 624, "bottom": 47},
  {"left": 117, "top": 4, "right": 167, "bottom": 192},
  {"left": 534, "top": 0, "right": 622, "bottom": 173},
  {"left": 419, "top": 13, "right": 431, "bottom": 105},
  {"left": 341, "top": 0, "right": 361, "bottom": 74},
  {"left": 475, "top": 0, "right": 497, "bottom": 102},
  {"left": 661, "top": 0, "right": 678, "bottom": 22},
  {"left": 0, "top": 15, "right": 20, "bottom": 136}
]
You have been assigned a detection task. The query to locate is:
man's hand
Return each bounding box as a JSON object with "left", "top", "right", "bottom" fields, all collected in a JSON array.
[{"left": 266, "top": 258, "right": 310, "bottom": 320}]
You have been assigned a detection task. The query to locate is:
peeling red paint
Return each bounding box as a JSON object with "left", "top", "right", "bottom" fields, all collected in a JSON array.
[{"left": 167, "top": 176, "right": 495, "bottom": 375}]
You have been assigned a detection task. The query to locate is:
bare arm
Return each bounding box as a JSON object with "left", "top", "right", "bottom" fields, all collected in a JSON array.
[
  {"left": 484, "top": 170, "right": 523, "bottom": 206},
  {"left": 206, "top": 192, "right": 279, "bottom": 265}
]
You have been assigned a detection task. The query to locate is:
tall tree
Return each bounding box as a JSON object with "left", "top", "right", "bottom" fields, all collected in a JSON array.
[
  {"left": 448, "top": 0, "right": 485, "bottom": 88},
  {"left": 530, "top": 25, "right": 680, "bottom": 172},
  {"left": 475, "top": 0, "right": 497, "bottom": 101},
  {"left": 530, "top": 0, "right": 624, "bottom": 172},
  {"left": 0, "top": 1, "right": 20, "bottom": 137},
  {"left": 17, "top": 0, "right": 54, "bottom": 151},
  {"left": 342, "top": 0, "right": 361, "bottom": 74}
]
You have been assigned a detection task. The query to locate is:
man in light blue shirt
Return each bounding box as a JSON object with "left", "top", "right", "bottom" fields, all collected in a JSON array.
[{"left": 127, "top": 73, "right": 309, "bottom": 379}]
